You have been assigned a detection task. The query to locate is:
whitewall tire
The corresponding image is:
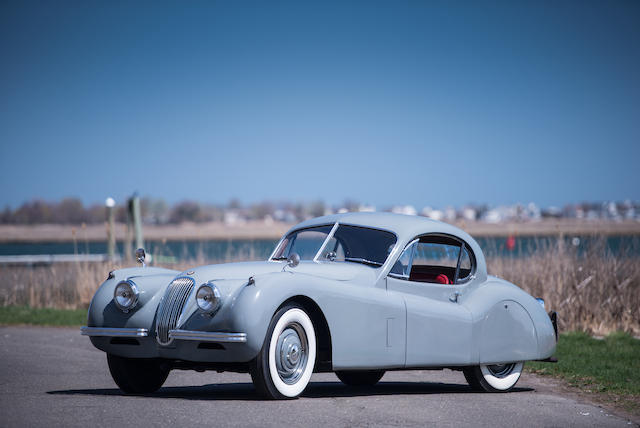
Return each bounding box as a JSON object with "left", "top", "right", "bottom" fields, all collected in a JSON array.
[
  {"left": 463, "top": 362, "right": 524, "bottom": 392},
  {"left": 251, "top": 304, "right": 316, "bottom": 399}
]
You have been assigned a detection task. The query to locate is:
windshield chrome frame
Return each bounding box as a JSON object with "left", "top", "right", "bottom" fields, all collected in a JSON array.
[
  {"left": 268, "top": 234, "right": 287, "bottom": 261},
  {"left": 268, "top": 223, "right": 337, "bottom": 262},
  {"left": 269, "top": 221, "right": 400, "bottom": 274},
  {"left": 314, "top": 222, "right": 399, "bottom": 269},
  {"left": 313, "top": 222, "right": 340, "bottom": 262}
]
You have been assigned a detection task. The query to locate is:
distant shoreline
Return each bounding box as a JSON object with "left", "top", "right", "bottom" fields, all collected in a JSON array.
[{"left": 1, "top": 219, "right": 639, "bottom": 243}]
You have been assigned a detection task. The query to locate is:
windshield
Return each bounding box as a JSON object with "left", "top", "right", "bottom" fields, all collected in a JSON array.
[
  {"left": 318, "top": 224, "right": 396, "bottom": 267},
  {"left": 272, "top": 223, "right": 397, "bottom": 267},
  {"left": 272, "top": 225, "right": 333, "bottom": 260}
]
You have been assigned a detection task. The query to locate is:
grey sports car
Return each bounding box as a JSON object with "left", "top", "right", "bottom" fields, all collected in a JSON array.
[{"left": 82, "top": 212, "right": 558, "bottom": 399}]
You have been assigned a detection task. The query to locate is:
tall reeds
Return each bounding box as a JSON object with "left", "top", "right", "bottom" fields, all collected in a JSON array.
[
  {"left": 0, "top": 261, "right": 112, "bottom": 310},
  {"left": 487, "top": 236, "right": 639, "bottom": 335}
]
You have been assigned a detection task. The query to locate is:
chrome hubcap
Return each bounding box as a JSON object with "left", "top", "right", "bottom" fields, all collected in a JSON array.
[
  {"left": 275, "top": 323, "right": 308, "bottom": 385},
  {"left": 487, "top": 363, "right": 515, "bottom": 378}
]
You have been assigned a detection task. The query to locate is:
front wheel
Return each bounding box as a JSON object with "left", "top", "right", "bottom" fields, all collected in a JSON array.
[
  {"left": 107, "top": 354, "right": 170, "bottom": 394},
  {"left": 463, "top": 362, "right": 524, "bottom": 392},
  {"left": 250, "top": 304, "right": 317, "bottom": 399}
]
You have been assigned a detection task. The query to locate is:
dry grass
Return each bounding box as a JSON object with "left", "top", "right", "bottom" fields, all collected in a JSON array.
[
  {"left": 0, "top": 247, "right": 258, "bottom": 310},
  {"left": 487, "top": 237, "right": 640, "bottom": 336},
  {"left": 1, "top": 236, "right": 638, "bottom": 334},
  {"left": 0, "top": 262, "right": 112, "bottom": 310}
]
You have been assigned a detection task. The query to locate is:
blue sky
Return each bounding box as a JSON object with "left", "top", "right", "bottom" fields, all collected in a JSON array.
[{"left": 1, "top": 0, "right": 639, "bottom": 209}]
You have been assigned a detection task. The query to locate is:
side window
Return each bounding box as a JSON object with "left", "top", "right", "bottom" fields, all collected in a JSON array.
[
  {"left": 390, "top": 235, "right": 474, "bottom": 284},
  {"left": 458, "top": 248, "right": 472, "bottom": 279}
]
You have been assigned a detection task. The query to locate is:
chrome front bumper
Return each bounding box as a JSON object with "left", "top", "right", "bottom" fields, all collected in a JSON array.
[
  {"left": 169, "top": 330, "right": 247, "bottom": 343},
  {"left": 81, "top": 327, "right": 149, "bottom": 337},
  {"left": 80, "top": 327, "right": 247, "bottom": 343}
]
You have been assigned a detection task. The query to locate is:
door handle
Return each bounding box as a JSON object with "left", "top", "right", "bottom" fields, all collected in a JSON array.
[{"left": 449, "top": 291, "right": 462, "bottom": 303}]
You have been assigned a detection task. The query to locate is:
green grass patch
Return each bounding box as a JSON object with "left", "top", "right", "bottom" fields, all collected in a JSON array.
[
  {"left": 0, "top": 306, "right": 87, "bottom": 326},
  {"left": 528, "top": 331, "right": 640, "bottom": 412}
]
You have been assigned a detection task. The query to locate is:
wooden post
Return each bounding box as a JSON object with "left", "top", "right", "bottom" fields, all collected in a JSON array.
[
  {"left": 132, "top": 195, "right": 144, "bottom": 251},
  {"left": 106, "top": 197, "right": 116, "bottom": 261},
  {"left": 124, "top": 197, "right": 133, "bottom": 262}
]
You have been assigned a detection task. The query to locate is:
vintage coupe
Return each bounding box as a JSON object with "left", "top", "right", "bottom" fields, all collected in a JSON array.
[{"left": 82, "top": 212, "right": 558, "bottom": 399}]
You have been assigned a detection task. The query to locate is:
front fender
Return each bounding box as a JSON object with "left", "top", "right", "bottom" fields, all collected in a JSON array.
[
  {"left": 220, "top": 271, "right": 406, "bottom": 369},
  {"left": 225, "top": 272, "right": 321, "bottom": 359},
  {"left": 87, "top": 267, "right": 179, "bottom": 329}
]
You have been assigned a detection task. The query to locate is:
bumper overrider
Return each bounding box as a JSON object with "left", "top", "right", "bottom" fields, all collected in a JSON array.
[{"left": 81, "top": 327, "right": 247, "bottom": 343}]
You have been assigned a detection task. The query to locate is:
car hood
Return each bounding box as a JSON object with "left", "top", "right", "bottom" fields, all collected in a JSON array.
[
  {"left": 183, "top": 260, "right": 377, "bottom": 283},
  {"left": 166, "top": 260, "right": 377, "bottom": 328}
]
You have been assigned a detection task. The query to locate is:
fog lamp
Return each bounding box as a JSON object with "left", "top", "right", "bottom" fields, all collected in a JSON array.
[
  {"left": 196, "top": 283, "right": 221, "bottom": 313},
  {"left": 114, "top": 280, "right": 139, "bottom": 312}
]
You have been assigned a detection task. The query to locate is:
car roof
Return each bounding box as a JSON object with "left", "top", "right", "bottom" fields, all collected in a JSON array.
[
  {"left": 286, "top": 211, "right": 488, "bottom": 281},
  {"left": 292, "top": 211, "right": 466, "bottom": 241}
]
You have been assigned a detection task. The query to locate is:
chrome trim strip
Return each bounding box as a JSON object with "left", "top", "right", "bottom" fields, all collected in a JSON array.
[
  {"left": 80, "top": 327, "right": 149, "bottom": 337},
  {"left": 169, "top": 329, "right": 247, "bottom": 343},
  {"left": 313, "top": 221, "right": 340, "bottom": 262},
  {"left": 268, "top": 235, "right": 286, "bottom": 261},
  {"left": 269, "top": 223, "right": 337, "bottom": 262}
]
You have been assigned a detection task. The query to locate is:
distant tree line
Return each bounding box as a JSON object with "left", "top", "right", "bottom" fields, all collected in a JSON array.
[
  {"left": 0, "top": 197, "right": 330, "bottom": 225},
  {"left": 1, "top": 198, "right": 106, "bottom": 225},
  {"left": 4, "top": 197, "right": 632, "bottom": 225}
]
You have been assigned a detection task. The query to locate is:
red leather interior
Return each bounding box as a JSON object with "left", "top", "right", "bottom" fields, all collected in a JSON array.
[
  {"left": 408, "top": 270, "right": 453, "bottom": 284},
  {"left": 435, "top": 273, "right": 450, "bottom": 285}
]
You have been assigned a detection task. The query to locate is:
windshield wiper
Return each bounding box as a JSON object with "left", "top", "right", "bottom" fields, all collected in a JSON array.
[{"left": 344, "top": 257, "right": 383, "bottom": 267}]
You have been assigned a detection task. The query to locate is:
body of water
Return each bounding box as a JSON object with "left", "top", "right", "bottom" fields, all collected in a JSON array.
[{"left": 0, "top": 235, "right": 638, "bottom": 262}]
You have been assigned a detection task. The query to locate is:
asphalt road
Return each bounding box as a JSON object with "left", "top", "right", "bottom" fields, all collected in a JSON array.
[{"left": 0, "top": 326, "right": 635, "bottom": 427}]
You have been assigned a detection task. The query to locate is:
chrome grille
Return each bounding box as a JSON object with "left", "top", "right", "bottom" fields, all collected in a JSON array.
[{"left": 155, "top": 277, "right": 195, "bottom": 345}]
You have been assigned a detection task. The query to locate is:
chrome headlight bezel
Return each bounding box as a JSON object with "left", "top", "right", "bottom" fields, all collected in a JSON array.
[
  {"left": 113, "top": 280, "right": 139, "bottom": 312},
  {"left": 196, "top": 282, "right": 221, "bottom": 313}
]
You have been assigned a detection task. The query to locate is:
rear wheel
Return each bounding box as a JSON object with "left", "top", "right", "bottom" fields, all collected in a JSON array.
[
  {"left": 250, "top": 304, "right": 316, "bottom": 399},
  {"left": 107, "top": 354, "right": 170, "bottom": 394},
  {"left": 336, "top": 370, "right": 385, "bottom": 386},
  {"left": 463, "top": 362, "right": 524, "bottom": 392}
]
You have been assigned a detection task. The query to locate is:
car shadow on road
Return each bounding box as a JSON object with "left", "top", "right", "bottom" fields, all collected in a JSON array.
[{"left": 47, "top": 381, "right": 533, "bottom": 401}]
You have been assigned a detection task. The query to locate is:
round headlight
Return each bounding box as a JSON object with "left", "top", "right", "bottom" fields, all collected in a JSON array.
[
  {"left": 114, "top": 280, "right": 139, "bottom": 312},
  {"left": 196, "top": 283, "right": 221, "bottom": 313}
]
